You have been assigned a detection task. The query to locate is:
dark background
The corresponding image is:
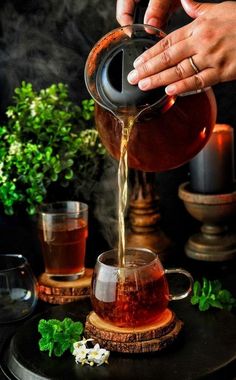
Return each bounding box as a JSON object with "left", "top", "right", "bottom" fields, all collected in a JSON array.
[{"left": 0, "top": 0, "right": 235, "bottom": 273}]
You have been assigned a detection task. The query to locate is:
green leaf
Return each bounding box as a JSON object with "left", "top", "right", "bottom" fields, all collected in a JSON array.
[
  {"left": 191, "top": 295, "right": 199, "bottom": 305},
  {"left": 193, "top": 281, "right": 201, "bottom": 297},
  {"left": 191, "top": 278, "right": 236, "bottom": 313},
  {"left": 199, "top": 296, "right": 210, "bottom": 311},
  {"left": 0, "top": 82, "right": 106, "bottom": 216},
  {"left": 39, "top": 337, "right": 52, "bottom": 351},
  {"left": 218, "top": 290, "right": 232, "bottom": 304},
  {"left": 38, "top": 318, "right": 84, "bottom": 357},
  {"left": 211, "top": 280, "right": 222, "bottom": 294},
  {"left": 50, "top": 173, "right": 58, "bottom": 182},
  {"left": 65, "top": 159, "right": 74, "bottom": 167},
  {"left": 202, "top": 277, "right": 210, "bottom": 296},
  {"left": 208, "top": 299, "right": 223, "bottom": 309},
  {"left": 64, "top": 169, "right": 73, "bottom": 180},
  {"left": 38, "top": 319, "right": 52, "bottom": 334}
]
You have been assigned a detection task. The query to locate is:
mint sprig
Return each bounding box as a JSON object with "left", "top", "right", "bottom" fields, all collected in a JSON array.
[
  {"left": 191, "top": 277, "right": 236, "bottom": 312},
  {"left": 38, "top": 318, "right": 83, "bottom": 357}
]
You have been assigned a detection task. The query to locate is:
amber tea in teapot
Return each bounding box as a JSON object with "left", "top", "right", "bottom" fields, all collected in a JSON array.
[
  {"left": 85, "top": 24, "right": 217, "bottom": 172},
  {"left": 95, "top": 90, "right": 216, "bottom": 172}
]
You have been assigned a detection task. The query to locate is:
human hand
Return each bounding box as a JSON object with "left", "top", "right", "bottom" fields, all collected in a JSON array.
[
  {"left": 127, "top": 0, "right": 236, "bottom": 95},
  {"left": 116, "top": 0, "right": 180, "bottom": 29}
]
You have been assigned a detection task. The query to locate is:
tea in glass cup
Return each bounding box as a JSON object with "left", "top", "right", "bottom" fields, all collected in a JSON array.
[
  {"left": 38, "top": 201, "right": 88, "bottom": 279},
  {"left": 91, "top": 248, "right": 193, "bottom": 328}
]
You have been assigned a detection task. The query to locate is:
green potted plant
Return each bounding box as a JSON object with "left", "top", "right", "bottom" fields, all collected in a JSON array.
[{"left": 0, "top": 81, "right": 106, "bottom": 216}]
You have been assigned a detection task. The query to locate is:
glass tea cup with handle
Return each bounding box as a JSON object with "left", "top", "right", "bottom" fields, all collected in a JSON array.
[
  {"left": 91, "top": 248, "right": 193, "bottom": 328},
  {"left": 0, "top": 254, "right": 38, "bottom": 323}
]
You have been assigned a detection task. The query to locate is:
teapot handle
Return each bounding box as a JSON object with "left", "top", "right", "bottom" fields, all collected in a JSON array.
[{"left": 164, "top": 268, "right": 194, "bottom": 301}]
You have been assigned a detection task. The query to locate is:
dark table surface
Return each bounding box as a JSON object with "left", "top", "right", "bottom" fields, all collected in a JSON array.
[{"left": 0, "top": 257, "right": 236, "bottom": 380}]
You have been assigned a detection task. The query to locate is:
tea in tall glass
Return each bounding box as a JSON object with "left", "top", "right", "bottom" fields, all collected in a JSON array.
[{"left": 38, "top": 201, "right": 88, "bottom": 279}]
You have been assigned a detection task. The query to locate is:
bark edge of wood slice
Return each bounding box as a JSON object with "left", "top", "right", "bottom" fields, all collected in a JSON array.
[
  {"left": 84, "top": 309, "right": 184, "bottom": 353},
  {"left": 37, "top": 268, "right": 93, "bottom": 304}
]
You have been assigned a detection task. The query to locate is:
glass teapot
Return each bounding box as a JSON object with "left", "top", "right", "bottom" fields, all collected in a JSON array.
[{"left": 84, "top": 2, "right": 217, "bottom": 172}]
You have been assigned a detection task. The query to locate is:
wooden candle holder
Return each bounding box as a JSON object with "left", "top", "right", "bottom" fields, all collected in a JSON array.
[
  {"left": 179, "top": 182, "right": 236, "bottom": 261},
  {"left": 37, "top": 268, "right": 93, "bottom": 304},
  {"left": 85, "top": 309, "right": 183, "bottom": 353},
  {"left": 127, "top": 171, "right": 173, "bottom": 263}
]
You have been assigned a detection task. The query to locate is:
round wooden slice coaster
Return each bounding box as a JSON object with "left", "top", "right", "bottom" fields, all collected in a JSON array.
[
  {"left": 37, "top": 268, "right": 93, "bottom": 304},
  {"left": 84, "top": 309, "right": 184, "bottom": 353}
]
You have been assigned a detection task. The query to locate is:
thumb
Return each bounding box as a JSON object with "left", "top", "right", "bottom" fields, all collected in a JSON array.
[{"left": 181, "top": 0, "right": 215, "bottom": 19}]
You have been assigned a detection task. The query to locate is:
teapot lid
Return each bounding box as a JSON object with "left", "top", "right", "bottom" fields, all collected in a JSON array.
[
  {"left": 85, "top": 24, "right": 167, "bottom": 112},
  {"left": 97, "top": 30, "right": 166, "bottom": 109}
]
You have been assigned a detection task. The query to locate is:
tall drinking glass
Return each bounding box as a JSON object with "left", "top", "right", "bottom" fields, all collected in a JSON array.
[{"left": 38, "top": 201, "right": 88, "bottom": 280}]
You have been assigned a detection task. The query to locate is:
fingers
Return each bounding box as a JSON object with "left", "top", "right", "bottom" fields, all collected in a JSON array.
[
  {"left": 128, "top": 50, "right": 217, "bottom": 96},
  {"left": 132, "top": 23, "right": 192, "bottom": 69},
  {"left": 143, "top": 0, "right": 173, "bottom": 28},
  {"left": 132, "top": 57, "right": 200, "bottom": 90},
  {"left": 118, "top": 0, "right": 236, "bottom": 95},
  {"left": 128, "top": 54, "right": 204, "bottom": 91},
  {"left": 165, "top": 68, "right": 217, "bottom": 95},
  {"left": 116, "top": 0, "right": 138, "bottom": 26},
  {"left": 116, "top": 0, "right": 178, "bottom": 28},
  {"left": 128, "top": 36, "right": 194, "bottom": 85},
  {"left": 181, "top": 0, "right": 216, "bottom": 18},
  {"left": 116, "top": 0, "right": 215, "bottom": 28}
]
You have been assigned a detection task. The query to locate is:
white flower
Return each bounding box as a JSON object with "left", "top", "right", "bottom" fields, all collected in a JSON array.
[
  {"left": 30, "top": 96, "right": 41, "bottom": 116},
  {"left": 74, "top": 346, "right": 90, "bottom": 366},
  {"left": 6, "top": 109, "right": 14, "bottom": 118},
  {"left": 0, "top": 162, "right": 7, "bottom": 183},
  {"left": 9, "top": 141, "right": 22, "bottom": 155},
  {"left": 72, "top": 337, "right": 110, "bottom": 367},
  {"left": 73, "top": 338, "right": 93, "bottom": 357},
  {"left": 73, "top": 337, "right": 93, "bottom": 351},
  {"left": 87, "top": 344, "right": 110, "bottom": 366}
]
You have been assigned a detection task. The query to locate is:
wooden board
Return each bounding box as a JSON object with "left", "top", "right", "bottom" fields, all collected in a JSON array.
[
  {"left": 84, "top": 310, "right": 184, "bottom": 353},
  {"left": 37, "top": 269, "right": 93, "bottom": 304},
  {"left": 2, "top": 298, "right": 236, "bottom": 380}
]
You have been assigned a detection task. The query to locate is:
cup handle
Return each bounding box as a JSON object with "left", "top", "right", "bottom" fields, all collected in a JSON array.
[{"left": 164, "top": 268, "right": 194, "bottom": 301}]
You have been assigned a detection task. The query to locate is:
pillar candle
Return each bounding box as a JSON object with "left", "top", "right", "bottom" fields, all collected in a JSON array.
[{"left": 189, "top": 124, "right": 235, "bottom": 194}]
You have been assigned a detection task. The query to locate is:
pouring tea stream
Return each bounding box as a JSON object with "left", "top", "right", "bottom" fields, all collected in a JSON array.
[{"left": 84, "top": 2, "right": 217, "bottom": 266}]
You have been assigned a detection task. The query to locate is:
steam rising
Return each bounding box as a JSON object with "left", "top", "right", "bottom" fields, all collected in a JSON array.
[
  {"left": 93, "top": 157, "right": 119, "bottom": 249},
  {"left": 0, "top": 0, "right": 120, "bottom": 249},
  {"left": 0, "top": 0, "right": 116, "bottom": 116}
]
